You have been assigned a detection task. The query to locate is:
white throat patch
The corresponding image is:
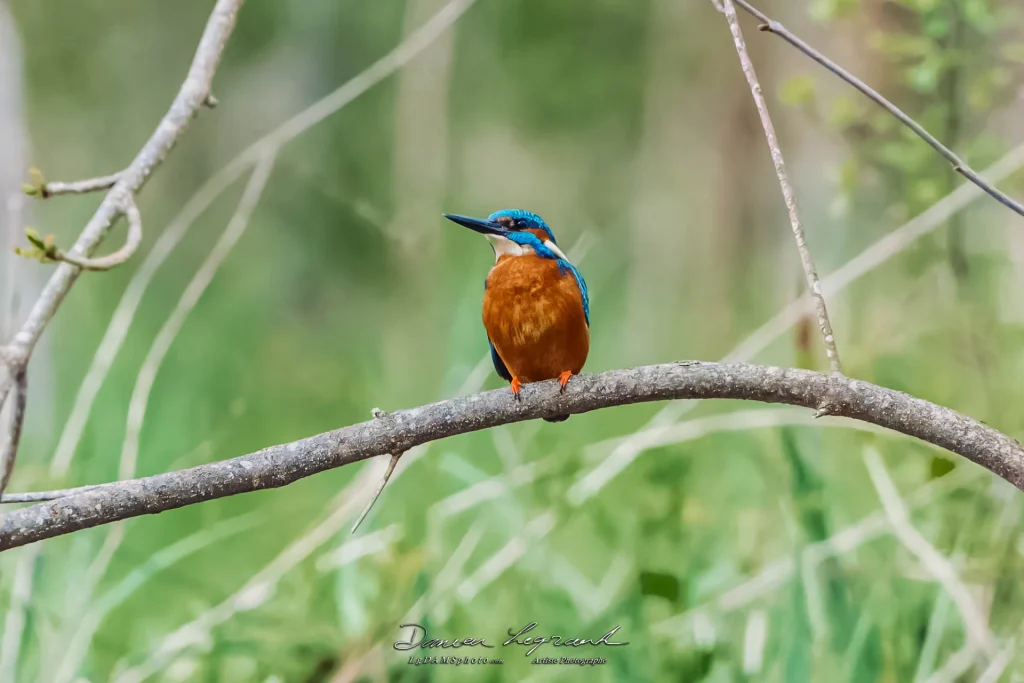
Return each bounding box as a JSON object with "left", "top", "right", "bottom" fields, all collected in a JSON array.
[
  {"left": 486, "top": 235, "right": 574, "bottom": 265},
  {"left": 487, "top": 235, "right": 530, "bottom": 260}
]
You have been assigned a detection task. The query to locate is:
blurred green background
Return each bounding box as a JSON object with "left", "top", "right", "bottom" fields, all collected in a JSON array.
[{"left": 2, "top": 0, "right": 1024, "bottom": 680}]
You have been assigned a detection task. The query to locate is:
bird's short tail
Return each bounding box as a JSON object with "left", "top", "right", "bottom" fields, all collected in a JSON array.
[{"left": 544, "top": 414, "right": 570, "bottom": 423}]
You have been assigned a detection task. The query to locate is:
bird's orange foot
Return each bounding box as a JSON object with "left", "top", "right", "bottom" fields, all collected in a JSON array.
[
  {"left": 558, "top": 370, "right": 573, "bottom": 394},
  {"left": 510, "top": 377, "right": 522, "bottom": 401}
]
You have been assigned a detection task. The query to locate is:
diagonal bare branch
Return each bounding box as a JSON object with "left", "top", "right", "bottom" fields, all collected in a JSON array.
[
  {"left": 0, "top": 366, "right": 25, "bottom": 497},
  {"left": 1, "top": 361, "right": 1023, "bottom": 551},
  {"left": 4, "top": 0, "right": 243, "bottom": 364},
  {"left": 0, "top": 0, "right": 245, "bottom": 463},
  {"left": 730, "top": 0, "right": 1024, "bottom": 219},
  {"left": 718, "top": 0, "right": 843, "bottom": 374}
]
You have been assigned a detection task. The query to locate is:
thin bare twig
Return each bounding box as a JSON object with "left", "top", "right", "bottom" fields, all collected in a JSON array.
[
  {"left": 719, "top": 0, "right": 843, "bottom": 374},
  {"left": 0, "top": 367, "right": 25, "bottom": 497},
  {"left": 23, "top": 170, "right": 121, "bottom": 199},
  {"left": 1, "top": 484, "right": 102, "bottom": 504},
  {"left": 863, "top": 447, "right": 997, "bottom": 658},
  {"left": 50, "top": 194, "right": 142, "bottom": 271},
  {"left": 351, "top": 451, "right": 403, "bottom": 534},
  {"left": 48, "top": 0, "right": 480, "bottom": 479},
  {"left": 732, "top": 0, "right": 1024, "bottom": 219}
]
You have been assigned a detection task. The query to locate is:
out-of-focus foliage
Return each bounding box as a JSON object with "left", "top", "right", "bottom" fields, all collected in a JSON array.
[{"left": 1, "top": 0, "right": 1023, "bottom": 681}]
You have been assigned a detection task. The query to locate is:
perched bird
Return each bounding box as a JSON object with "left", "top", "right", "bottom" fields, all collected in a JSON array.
[{"left": 444, "top": 209, "right": 589, "bottom": 422}]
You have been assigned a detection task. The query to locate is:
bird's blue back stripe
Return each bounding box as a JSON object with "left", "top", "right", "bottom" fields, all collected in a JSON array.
[
  {"left": 557, "top": 259, "right": 589, "bottom": 326},
  {"left": 489, "top": 338, "right": 512, "bottom": 381}
]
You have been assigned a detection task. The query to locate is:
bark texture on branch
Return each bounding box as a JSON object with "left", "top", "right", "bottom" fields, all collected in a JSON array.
[{"left": 1, "top": 361, "right": 1021, "bottom": 550}]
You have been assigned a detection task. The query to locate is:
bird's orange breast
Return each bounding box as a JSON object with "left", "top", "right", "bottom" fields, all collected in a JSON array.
[{"left": 483, "top": 254, "right": 589, "bottom": 383}]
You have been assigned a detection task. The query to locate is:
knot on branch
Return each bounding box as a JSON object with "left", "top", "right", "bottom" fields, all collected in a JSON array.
[{"left": 813, "top": 403, "right": 837, "bottom": 419}]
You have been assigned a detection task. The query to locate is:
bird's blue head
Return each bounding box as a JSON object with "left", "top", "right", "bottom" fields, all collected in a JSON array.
[
  {"left": 484, "top": 209, "right": 557, "bottom": 244},
  {"left": 442, "top": 209, "right": 567, "bottom": 262}
]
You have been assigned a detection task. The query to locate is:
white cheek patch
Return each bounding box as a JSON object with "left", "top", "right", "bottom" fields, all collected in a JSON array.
[
  {"left": 487, "top": 235, "right": 532, "bottom": 261},
  {"left": 543, "top": 239, "right": 570, "bottom": 262}
]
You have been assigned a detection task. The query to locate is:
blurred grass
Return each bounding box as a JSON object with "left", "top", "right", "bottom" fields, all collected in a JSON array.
[{"left": 2, "top": 0, "right": 1024, "bottom": 681}]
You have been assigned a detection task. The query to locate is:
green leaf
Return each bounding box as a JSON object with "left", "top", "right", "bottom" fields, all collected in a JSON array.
[
  {"left": 24, "top": 227, "right": 45, "bottom": 249},
  {"left": 1001, "top": 43, "right": 1024, "bottom": 64},
  {"left": 780, "top": 75, "right": 817, "bottom": 107},
  {"left": 809, "top": 0, "right": 860, "bottom": 21},
  {"left": 911, "top": 179, "right": 942, "bottom": 206},
  {"left": 907, "top": 61, "right": 940, "bottom": 93},
  {"left": 930, "top": 456, "right": 955, "bottom": 479},
  {"left": 964, "top": 0, "right": 996, "bottom": 31},
  {"left": 922, "top": 14, "right": 952, "bottom": 38},
  {"left": 869, "top": 32, "right": 933, "bottom": 58},
  {"left": 839, "top": 158, "right": 860, "bottom": 195},
  {"left": 828, "top": 95, "right": 862, "bottom": 129},
  {"left": 639, "top": 571, "right": 680, "bottom": 603}
]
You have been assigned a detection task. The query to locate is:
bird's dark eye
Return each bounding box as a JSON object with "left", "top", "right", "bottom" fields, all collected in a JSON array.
[{"left": 510, "top": 219, "right": 521, "bottom": 229}]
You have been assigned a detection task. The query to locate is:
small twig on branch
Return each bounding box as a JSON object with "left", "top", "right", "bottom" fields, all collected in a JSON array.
[
  {"left": 351, "top": 452, "right": 403, "bottom": 534},
  {"left": 1, "top": 361, "right": 1023, "bottom": 551},
  {"left": 22, "top": 168, "right": 121, "bottom": 199},
  {"left": 49, "top": 194, "right": 143, "bottom": 271},
  {"left": 0, "top": 367, "right": 26, "bottom": 497},
  {"left": 731, "top": 0, "right": 1024, "bottom": 219},
  {"left": 718, "top": 0, "right": 843, "bottom": 374},
  {"left": 0, "top": 483, "right": 102, "bottom": 504}
]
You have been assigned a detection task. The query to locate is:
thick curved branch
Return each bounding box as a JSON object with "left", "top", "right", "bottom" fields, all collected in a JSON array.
[
  {"left": 0, "top": 366, "right": 26, "bottom": 497},
  {"left": 1, "top": 361, "right": 1021, "bottom": 551}
]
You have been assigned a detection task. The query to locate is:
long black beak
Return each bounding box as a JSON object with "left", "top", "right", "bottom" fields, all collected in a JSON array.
[{"left": 443, "top": 213, "right": 509, "bottom": 236}]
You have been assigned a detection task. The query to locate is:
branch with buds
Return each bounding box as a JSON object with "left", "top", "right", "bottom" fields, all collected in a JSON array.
[{"left": 0, "top": 0, "right": 245, "bottom": 497}]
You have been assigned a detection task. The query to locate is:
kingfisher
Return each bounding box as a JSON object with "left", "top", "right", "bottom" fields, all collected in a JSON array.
[{"left": 444, "top": 209, "right": 590, "bottom": 422}]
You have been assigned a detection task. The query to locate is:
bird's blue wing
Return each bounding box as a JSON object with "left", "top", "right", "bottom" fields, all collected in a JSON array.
[
  {"left": 557, "top": 260, "right": 590, "bottom": 326},
  {"left": 489, "top": 338, "right": 513, "bottom": 382}
]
